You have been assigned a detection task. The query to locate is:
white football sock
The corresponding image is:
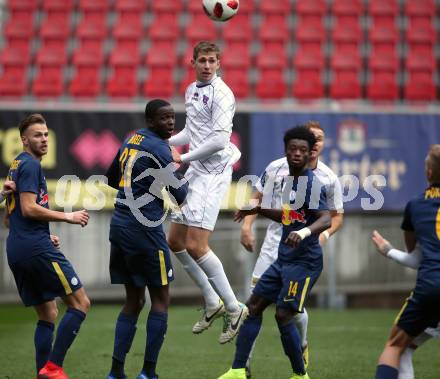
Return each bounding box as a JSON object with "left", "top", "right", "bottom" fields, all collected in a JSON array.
[
  {"left": 293, "top": 309, "right": 309, "bottom": 348},
  {"left": 398, "top": 347, "right": 414, "bottom": 379},
  {"left": 197, "top": 250, "right": 239, "bottom": 313},
  {"left": 174, "top": 249, "right": 220, "bottom": 309}
]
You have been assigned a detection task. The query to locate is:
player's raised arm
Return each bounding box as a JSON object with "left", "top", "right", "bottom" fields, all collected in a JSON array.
[
  {"left": 20, "top": 192, "right": 89, "bottom": 226},
  {"left": 168, "top": 126, "right": 190, "bottom": 146}
]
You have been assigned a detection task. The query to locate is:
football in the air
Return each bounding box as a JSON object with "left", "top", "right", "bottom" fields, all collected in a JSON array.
[{"left": 202, "top": 0, "right": 239, "bottom": 22}]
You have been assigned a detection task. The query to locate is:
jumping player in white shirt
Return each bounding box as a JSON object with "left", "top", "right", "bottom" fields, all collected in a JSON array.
[
  {"left": 240, "top": 121, "right": 344, "bottom": 377},
  {"left": 168, "top": 41, "right": 248, "bottom": 344}
]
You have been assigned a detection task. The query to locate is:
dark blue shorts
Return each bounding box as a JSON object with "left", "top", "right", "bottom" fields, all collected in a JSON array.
[
  {"left": 109, "top": 225, "right": 174, "bottom": 288},
  {"left": 253, "top": 260, "right": 321, "bottom": 312},
  {"left": 395, "top": 282, "right": 440, "bottom": 337},
  {"left": 8, "top": 249, "right": 82, "bottom": 307}
]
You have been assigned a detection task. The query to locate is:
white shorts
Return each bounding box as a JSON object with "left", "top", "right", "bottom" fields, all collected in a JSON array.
[
  {"left": 170, "top": 165, "right": 232, "bottom": 231},
  {"left": 251, "top": 226, "right": 282, "bottom": 288}
]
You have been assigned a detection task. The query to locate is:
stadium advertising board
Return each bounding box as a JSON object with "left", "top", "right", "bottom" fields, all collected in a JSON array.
[
  {"left": 250, "top": 112, "right": 440, "bottom": 211},
  {"left": 0, "top": 110, "right": 250, "bottom": 210}
]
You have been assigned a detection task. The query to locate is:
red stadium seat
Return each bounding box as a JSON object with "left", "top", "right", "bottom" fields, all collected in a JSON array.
[
  {"left": 295, "top": 21, "right": 325, "bottom": 54},
  {"left": 221, "top": 46, "right": 251, "bottom": 70},
  {"left": 256, "top": 48, "right": 288, "bottom": 70},
  {"left": 0, "top": 47, "right": 31, "bottom": 67},
  {"left": 369, "top": 50, "right": 399, "bottom": 72},
  {"left": 259, "top": 0, "right": 291, "bottom": 15},
  {"left": 109, "top": 48, "right": 141, "bottom": 67},
  {"left": 76, "top": 20, "right": 107, "bottom": 51},
  {"left": 153, "top": 0, "right": 184, "bottom": 15},
  {"left": 0, "top": 69, "right": 27, "bottom": 97},
  {"left": 330, "top": 70, "right": 361, "bottom": 99},
  {"left": 259, "top": 18, "right": 289, "bottom": 48},
  {"left": 331, "top": 50, "right": 362, "bottom": 71},
  {"left": 70, "top": 67, "right": 101, "bottom": 98},
  {"left": 40, "top": 21, "right": 70, "bottom": 50},
  {"left": 235, "top": 0, "right": 256, "bottom": 15},
  {"left": 107, "top": 67, "right": 138, "bottom": 98},
  {"left": 79, "top": 0, "right": 110, "bottom": 24},
  {"left": 292, "top": 69, "right": 324, "bottom": 99},
  {"left": 296, "top": 0, "right": 326, "bottom": 16},
  {"left": 369, "top": 0, "right": 399, "bottom": 17},
  {"left": 72, "top": 48, "right": 105, "bottom": 67},
  {"left": 404, "top": 72, "right": 436, "bottom": 101},
  {"left": 145, "top": 46, "right": 177, "bottom": 68},
  {"left": 221, "top": 15, "right": 252, "bottom": 44},
  {"left": 149, "top": 14, "right": 179, "bottom": 43},
  {"left": 369, "top": 24, "right": 399, "bottom": 44},
  {"left": 179, "top": 68, "right": 194, "bottom": 95},
  {"left": 32, "top": 67, "right": 64, "bottom": 97},
  {"left": 4, "top": 19, "right": 34, "bottom": 40},
  {"left": 367, "top": 71, "right": 399, "bottom": 101},
  {"left": 222, "top": 69, "right": 250, "bottom": 99},
  {"left": 256, "top": 70, "right": 287, "bottom": 99},
  {"left": 332, "top": 0, "right": 364, "bottom": 16},
  {"left": 185, "top": 16, "right": 217, "bottom": 45},
  {"left": 406, "top": 51, "right": 436, "bottom": 72},
  {"left": 143, "top": 68, "right": 174, "bottom": 98},
  {"left": 406, "top": 21, "right": 436, "bottom": 45},
  {"left": 115, "top": 0, "right": 145, "bottom": 14},
  {"left": 35, "top": 47, "right": 68, "bottom": 67},
  {"left": 332, "top": 20, "right": 362, "bottom": 43},
  {"left": 112, "top": 21, "right": 143, "bottom": 53},
  {"left": 405, "top": 0, "right": 436, "bottom": 17},
  {"left": 293, "top": 49, "right": 325, "bottom": 70},
  {"left": 42, "top": 0, "right": 74, "bottom": 22},
  {"left": 8, "top": 0, "right": 38, "bottom": 20}
]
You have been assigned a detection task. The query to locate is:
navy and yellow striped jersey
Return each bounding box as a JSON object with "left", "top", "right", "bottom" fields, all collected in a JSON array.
[
  {"left": 6, "top": 152, "right": 53, "bottom": 264},
  {"left": 106, "top": 128, "right": 188, "bottom": 230},
  {"left": 401, "top": 184, "right": 440, "bottom": 283}
]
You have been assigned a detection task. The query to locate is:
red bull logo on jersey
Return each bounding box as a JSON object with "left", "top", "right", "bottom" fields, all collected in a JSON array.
[
  {"left": 282, "top": 205, "right": 306, "bottom": 226},
  {"left": 39, "top": 189, "right": 49, "bottom": 206}
]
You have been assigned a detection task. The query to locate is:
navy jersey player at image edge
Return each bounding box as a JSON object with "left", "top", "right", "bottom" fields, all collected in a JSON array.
[
  {"left": 374, "top": 144, "right": 440, "bottom": 379},
  {"left": 104, "top": 99, "right": 188, "bottom": 379},
  {"left": 5, "top": 113, "right": 91, "bottom": 379}
]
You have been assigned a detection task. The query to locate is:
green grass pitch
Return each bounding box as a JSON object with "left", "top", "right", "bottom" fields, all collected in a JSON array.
[{"left": 0, "top": 305, "right": 439, "bottom": 378}]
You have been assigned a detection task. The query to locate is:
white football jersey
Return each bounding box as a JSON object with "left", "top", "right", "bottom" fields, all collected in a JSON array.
[
  {"left": 184, "top": 76, "right": 240, "bottom": 174},
  {"left": 255, "top": 158, "right": 344, "bottom": 241}
]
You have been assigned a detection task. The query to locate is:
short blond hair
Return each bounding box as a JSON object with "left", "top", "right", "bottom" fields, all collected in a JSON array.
[
  {"left": 427, "top": 144, "right": 440, "bottom": 183},
  {"left": 193, "top": 41, "right": 220, "bottom": 60}
]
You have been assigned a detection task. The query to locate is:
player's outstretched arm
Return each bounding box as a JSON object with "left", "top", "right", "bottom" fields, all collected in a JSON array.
[
  {"left": 20, "top": 192, "right": 89, "bottom": 226},
  {"left": 169, "top": 127, "right": 190, "bottom": 146},
  {"left": 285, "top": 210, "right": 331, "bottom": 247},
  {"left": 176, "top": 130, "right": 229, "bottom": 163},
  {"left": 371, "top": 230, "right": 421, "bottom": 269}
]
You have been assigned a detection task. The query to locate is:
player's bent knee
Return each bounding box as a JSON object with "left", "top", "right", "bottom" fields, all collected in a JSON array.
[
  {"left": 274, "top": 309, "right": 294, "bottom": 326},
  {"left": 168, "top": 237, "right": 185, "bottom": 253}
]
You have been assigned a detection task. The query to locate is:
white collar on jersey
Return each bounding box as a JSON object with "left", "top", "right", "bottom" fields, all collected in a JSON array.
[{"left": 196, "top": 73, "right": 218, "bottom": 88}]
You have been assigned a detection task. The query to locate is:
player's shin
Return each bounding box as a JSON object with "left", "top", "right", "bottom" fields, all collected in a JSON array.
[
  {"left": 197, "top": 250, "right": 239, "bottom": 313},
  {"left": 48, "top": 308, "right": 86, "bottom": 367},
  {"left": 174, "top": 249, "right": 220, "bottom": 309},
  {"left": 142, "top": 311, "right": 168, "bottom": 377},
  {"left": 110, "top": 313, "right": 138, "bottom": 378},
  {"left": 278, "top": 320, "right": 306, "bottom": 375},
  {"left": 34, "top": 320, "right": 55, "bottom": 372},
  {"left": 398, "top": 348, "right": 415, "bottom": 379},
  {"left": 232, "top": 315, "right": 263, "bottom": 369}
]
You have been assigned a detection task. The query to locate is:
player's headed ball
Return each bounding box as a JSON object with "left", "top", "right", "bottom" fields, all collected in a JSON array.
[{"left": 202, "top": 0, "right": 239, "bottom": 22}]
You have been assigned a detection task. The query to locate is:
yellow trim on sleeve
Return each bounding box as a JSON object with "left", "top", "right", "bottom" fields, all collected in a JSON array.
[
  {"left": 298, "top": 277, "right": 311, "bottom": 312},
  {"left": 52, "top": 262, "right": 72, "bottom": 295},
  {"left": 158, "top": 250, "right": 168, "bottom": 285}
]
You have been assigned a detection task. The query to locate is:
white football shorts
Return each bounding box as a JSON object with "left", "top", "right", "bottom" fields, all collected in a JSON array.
[{"left": 170, "top": 165, "right": 232, "bottom": 231}]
